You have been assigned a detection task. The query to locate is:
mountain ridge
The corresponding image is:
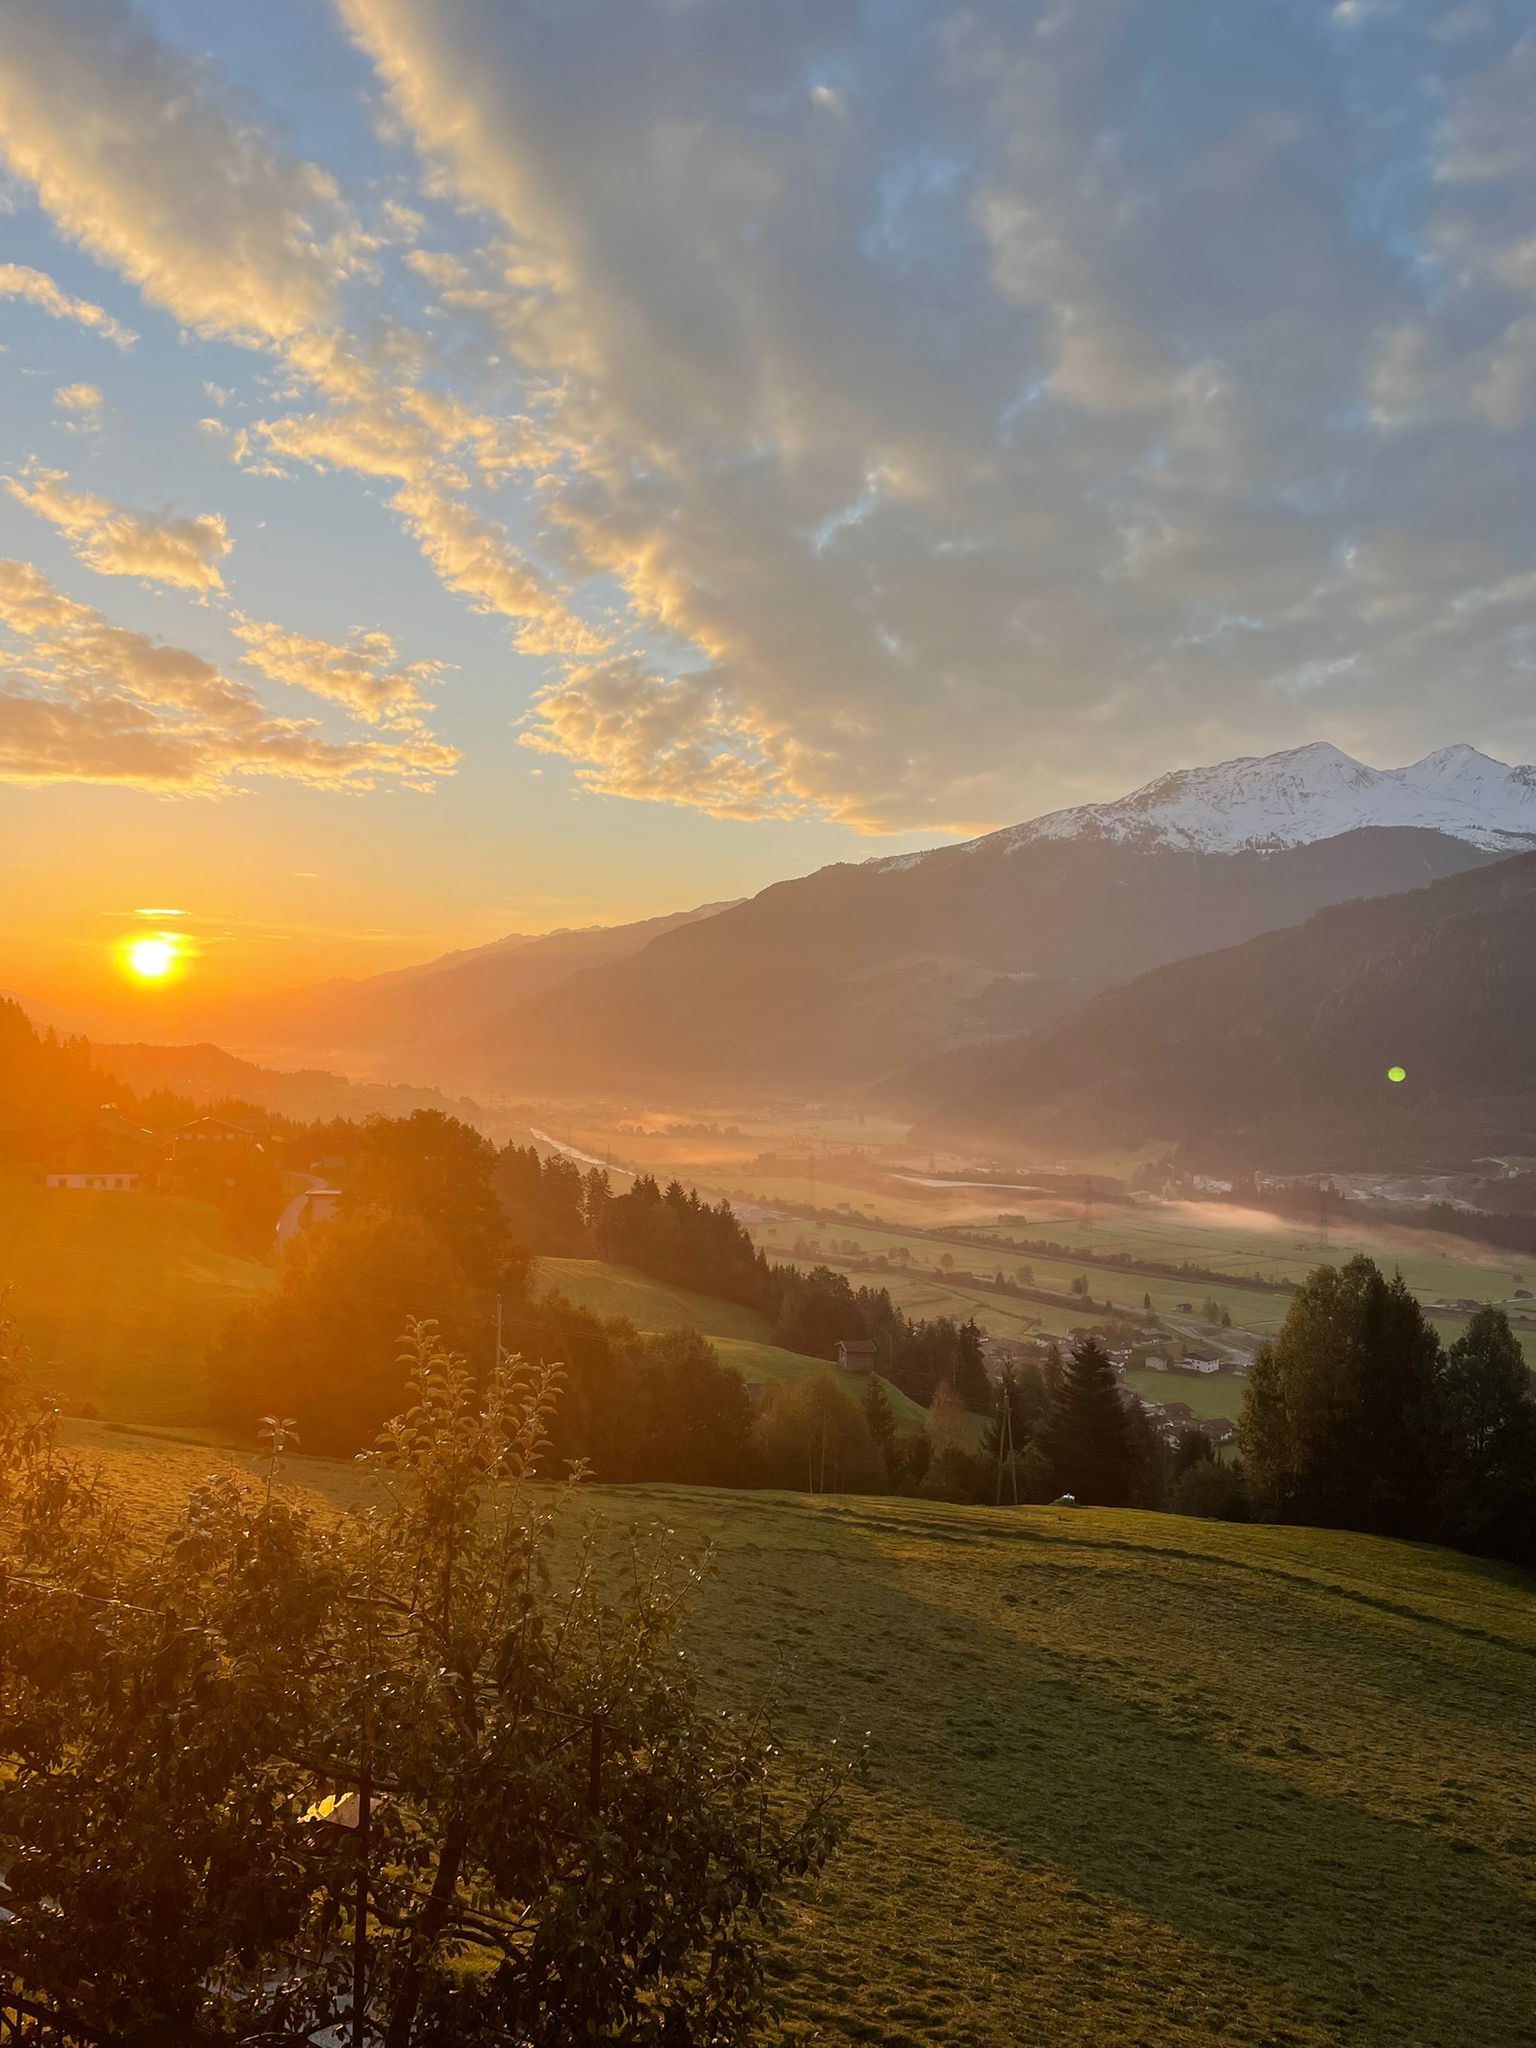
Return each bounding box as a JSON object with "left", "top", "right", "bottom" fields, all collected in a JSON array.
[
  {"left": 873, "top": 742, "right": 1536, "bottom": 864},
  {"left": 905, "top": 850, "right": 1536, "bottom": 1170}
]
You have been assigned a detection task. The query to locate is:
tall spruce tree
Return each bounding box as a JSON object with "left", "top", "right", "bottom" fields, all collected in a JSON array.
[{"left": 1044, "top": 1337, "right": 1135, "bottom": 1505}]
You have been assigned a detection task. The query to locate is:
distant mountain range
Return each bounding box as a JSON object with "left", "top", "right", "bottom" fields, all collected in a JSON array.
[
  {"left": 188, "top": 902, "right": 738, "bottom": 1075},
  {"left": 904, "top": 851, "right": 1536, "bottom": 1170},
  {"left": 414, "top": 741, "right": 1536, "bottom": 1101},
  {"left": 962, "top": 742, "right": 1536, "bottom": 857},
  {"left": 31, "top": 742, "right": 1531, "bottom": 1161}
]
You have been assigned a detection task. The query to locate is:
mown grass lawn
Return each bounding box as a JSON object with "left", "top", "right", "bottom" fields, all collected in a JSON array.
[{"left": 66, "top": 1426, "right": 1536, "bottom": 2048}]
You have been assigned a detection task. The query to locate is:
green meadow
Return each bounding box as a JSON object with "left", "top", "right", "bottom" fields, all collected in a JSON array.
[
  {"left": 65, "top": 1423, "right": 1536, "bottom": 2048},
  {"left": 0, "top": 1172, "right": 270, "bottom": 1425},
  {"left": 532, "top": 1254, "right": 927, "bottom": 1427}
]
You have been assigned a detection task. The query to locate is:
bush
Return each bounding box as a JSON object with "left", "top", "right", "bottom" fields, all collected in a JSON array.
[{"left": 1172, "top": 1458, "right": 1252, "bottom": 1521}]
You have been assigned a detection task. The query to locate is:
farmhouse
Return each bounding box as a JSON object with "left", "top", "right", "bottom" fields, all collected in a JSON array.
[
  {"left": 44, "top": 1109, "right": 161, "bottom": 1191},
  {"left": 836, "top": 1339, "right": 877, "bottom": 1374}
]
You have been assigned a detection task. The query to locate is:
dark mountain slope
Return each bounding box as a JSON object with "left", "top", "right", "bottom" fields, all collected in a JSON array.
[
  {"left": 906, "top": 851, "right": 1536, "bottom": 1169},
  {"left": 441, "top": 827, "right": 1495, "bottom": 1099},
  {"left": 198, "top": 902, "right": 735, "bottom": 1073}
]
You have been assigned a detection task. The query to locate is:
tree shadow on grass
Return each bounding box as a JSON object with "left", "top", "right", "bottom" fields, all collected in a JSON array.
[{"left": 688, "top": 1501, "right": 1536, "bottom": 2048}]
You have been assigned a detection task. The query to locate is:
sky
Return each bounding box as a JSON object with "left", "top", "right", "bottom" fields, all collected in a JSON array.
[{"left": 0, "top": 0, "right": 1533, "bottom": 1016}]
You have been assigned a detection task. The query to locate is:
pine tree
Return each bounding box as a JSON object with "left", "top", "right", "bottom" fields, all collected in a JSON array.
[{"left": 1044, "top": 1337, "right": 1135, "bottom": 1505}]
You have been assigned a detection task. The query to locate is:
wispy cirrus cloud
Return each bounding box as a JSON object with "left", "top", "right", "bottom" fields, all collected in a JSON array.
[
  {"left": 0, "top": 558, "right": 457, "bottom": 793},
  {"left": 4, "top": 465, "right": 232, "bottom": 592}
]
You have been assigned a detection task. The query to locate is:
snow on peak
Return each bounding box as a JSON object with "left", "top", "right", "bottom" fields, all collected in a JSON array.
[{"left": 962, "top": 744, "right": 1536, "bottom": 859}]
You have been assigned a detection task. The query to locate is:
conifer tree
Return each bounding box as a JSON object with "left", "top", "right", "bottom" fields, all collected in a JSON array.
[{"left": 1044, "top": 1337, "right": 1135, "bottom": 1505}]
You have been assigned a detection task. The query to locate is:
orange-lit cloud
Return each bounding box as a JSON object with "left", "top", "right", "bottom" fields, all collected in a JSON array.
[
  {"left": 0, "top": 558, "right": 458, "bottom": 793},
  {"left": 0, "top": 261, "right": 137, "bottom": 348},
  {"left": 4, "top": 466, "right": 232, "bottom": 593},
  {"left": 230, "top": 614, "right": 446, "bottom": 734}
]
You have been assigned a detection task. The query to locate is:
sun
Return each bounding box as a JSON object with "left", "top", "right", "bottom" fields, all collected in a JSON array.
[{"left": 125, "top": 935, "right": 180, "bottom": 982}]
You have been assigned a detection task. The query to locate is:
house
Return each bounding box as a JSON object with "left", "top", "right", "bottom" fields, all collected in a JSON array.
[
  {"left": 45, "top": 1108, "right": 162, "bottom": 1190},
  {"left": 1160, "top": 1401, "right": 1196, "bottom": 1426},
  {"left": 1183, "top": 1357, "right": 1222, "bottom": 1376},
  {"left": 1142, "top": 1353, "right": 1169, "bottom": 1372},
  {"left": 1198, "top": 1417, "right": 1237, "bottom": 1446},
  {"left": 171, "top": 1113, "right": 261, "bottom": 1151},
  {"left": 836, "top": 1339, "right": 877, "bottom": 1374}
]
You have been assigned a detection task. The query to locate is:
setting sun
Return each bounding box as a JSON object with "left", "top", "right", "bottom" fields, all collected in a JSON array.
[{"left": 125, "top": 936, "right": 179, "bottom": 982}]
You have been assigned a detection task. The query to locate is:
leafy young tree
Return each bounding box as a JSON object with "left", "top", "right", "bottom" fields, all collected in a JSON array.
[
  {"left": 353, "top": 1109, "right": 518, "bottom": 1286},
  {"left": 616, "top": 1326, "right": 756, "bottom": 1485},
  {"left": 0, "top": 1317, "right": 851, "bottom": 2045},
  {"left": 860, "top": 1372, "right": 901, "bottom": 1484},
  {"left": 214, "top": 1205, "right": 486, "bottom": 1452}
]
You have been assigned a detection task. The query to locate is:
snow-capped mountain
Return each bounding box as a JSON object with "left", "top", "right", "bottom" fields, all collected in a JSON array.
[
  {"left": 975, "top": 743, "right": 1536, "bottom": 857},
  {"left": 405, "top": 738, "right": 1529, "bottom": 1104}
]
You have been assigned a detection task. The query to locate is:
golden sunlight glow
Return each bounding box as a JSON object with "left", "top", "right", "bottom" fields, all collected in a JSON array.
[{"left": 124, "top": 935, "right": 180, "bottom": 982}]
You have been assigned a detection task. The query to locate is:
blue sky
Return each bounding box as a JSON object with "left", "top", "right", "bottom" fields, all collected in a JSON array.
[{"left": 0, "top": 0, "right": 1532, "bottom": 1008}]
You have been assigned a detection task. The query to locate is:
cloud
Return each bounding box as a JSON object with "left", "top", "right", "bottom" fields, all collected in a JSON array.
[
  {"left": 0, "top": 0, "right": 364, "bottom": 344},
  {"left": 4, "top": 465, "right": 232, "bottom": 591},
  {"left": 5, "top": 0, "right": 1534, "bottom": 830},
  {"left": 0, "top": 1, "right": 583, "bottom": 667},
  {"left": 230, "top": 614, "right": 446, "bottom": 733},
  {"left": 53, "top": 382, "right": 103, "bottom": 429},
  {"left": 0, "top": 262, "right": 136, "bottom": 347},
  {"left": 328, "top": 0, "right": 1536, "bottom": 826},
  {"left": 390, "top": 482, "right": 605, "bottom": 656},
  {"left": 0, "top": 557, "right": 457, "bottom": 793}
]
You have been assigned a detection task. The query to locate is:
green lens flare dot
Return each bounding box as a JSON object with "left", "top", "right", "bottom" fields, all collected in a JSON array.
[{"left": 1387, "top": 1065, "right": 1407, "bottom": 1084}]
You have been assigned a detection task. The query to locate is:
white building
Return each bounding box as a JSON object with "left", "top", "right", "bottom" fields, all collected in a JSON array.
[{"left": 46, "top": 1172, "right": 140, "bottom": 1192}]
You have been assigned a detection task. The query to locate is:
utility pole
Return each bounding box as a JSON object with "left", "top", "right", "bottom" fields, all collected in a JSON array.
[
  {"left": 494, "top": 1292, "right": 503, "bottom": 1361},
  {"left": 993, "top": 1384, "right": 1018, "bottom": 1507}
]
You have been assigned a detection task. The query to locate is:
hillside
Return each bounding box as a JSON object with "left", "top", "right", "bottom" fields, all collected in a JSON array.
[
  {"left": 909, "top": 849, "right": 1536, "bottom": 1169},
  {"left": 533, "top": 1255, "right": 928, "bottom": 1427},
  {"left": 0, "top": 1173, "right": 271, "bottom": 1424},
  {"left": 86, "top": 1039, "right": 481, "bottom": 1125},
  {"left": 65, "top": 1428, "right": 1536, "bottom": 2048},
  {"left": 195, "top": 902, "right": 735, "bottom": 1072},
  {"left": 447, "top": 826, "right": 1492, "bottom": 1099}
]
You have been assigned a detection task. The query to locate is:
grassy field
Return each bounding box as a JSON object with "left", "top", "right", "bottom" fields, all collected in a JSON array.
[
  {"left": 62, "top": 1424, "right": 1536, "bottom": 2048},
  {"left": 1121, "top": 1367, "right": 1245, "bottom": 1420},
  {"left": 0, "top": 1174, "right": 270, "bottom": 1425},
  {"left": 727, "top": 1183, "right": 1536, "bottom": 1360},
  {"left": 532, "top": 1256, "right": 927, "bottom": 1427},
  {"left": 531, "top": 1255, "right": 771, "bottom": 1341}
]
